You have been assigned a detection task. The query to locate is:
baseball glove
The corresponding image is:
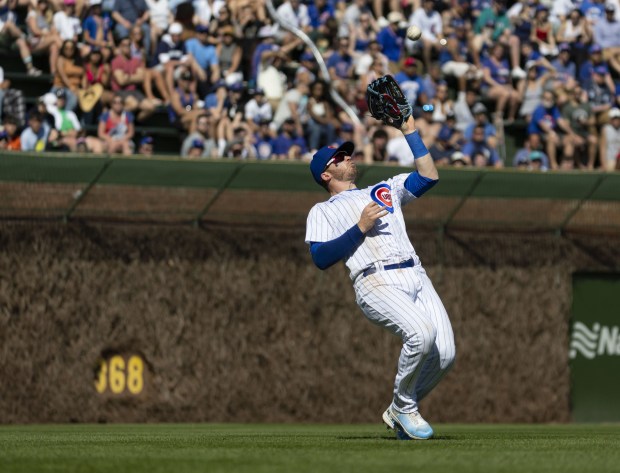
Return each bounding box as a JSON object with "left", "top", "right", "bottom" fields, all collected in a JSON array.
[{"left": 366, "top": 75, "right": 412, "bottom": 129}]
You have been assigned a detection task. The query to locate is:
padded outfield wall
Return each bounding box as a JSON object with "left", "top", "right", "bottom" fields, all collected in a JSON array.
[{"left": 1, "top": 153, "right": 619, "bottom": 424}]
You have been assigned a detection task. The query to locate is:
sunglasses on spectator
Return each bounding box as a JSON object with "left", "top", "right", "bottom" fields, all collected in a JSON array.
[{"left": 324, "top": 151, "right": 348, "bottom": 171}]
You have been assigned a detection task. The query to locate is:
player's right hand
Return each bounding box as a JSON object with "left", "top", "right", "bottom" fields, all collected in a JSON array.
[{"left": 357, "top": 202, "right": 389, "bottom": 233}]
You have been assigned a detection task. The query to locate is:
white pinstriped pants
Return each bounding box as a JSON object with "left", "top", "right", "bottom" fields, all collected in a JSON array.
[{"left": 354, "top": 263, "right": 456, "bottom": 413}]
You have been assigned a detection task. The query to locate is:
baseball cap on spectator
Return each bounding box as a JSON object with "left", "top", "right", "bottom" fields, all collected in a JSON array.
[
  {"left": 140, "top": 136, "right": 154, "bottom": 146},
  {"left": 55, "top": 89, "right": 67, "bottom": 99},
  {"left": 252, "top": 87, "right": 265, "bottom": 96},
  {"left": 301, "top": 52, "right": 314, "bottom": 62},
  {"left": 451, "top": 151, "right": 467, "bottom": 164},
  {"left": 0, "top": 130, "right": 8, "bottom": 140},
  {"left": 387, "top": 11, "right": 404, "bottom": 23},
  {"left": 310, "top": 141, "right": 355, "bottom": 185},
  {"left": 516, "top": 154, "right": 529, "bottom": 166},
  {"left": 472, "top": 102, "right": 487, "bottom": 114},
  {"left": 89, "top": 0, "right": 102, "bottom": 5},
  {"left": 341, "top": 123, "right": 354, "bottom": 133},
  {"left": 593, "top": 64, "right": 608, "bottom": 75},
  {"left": 169, "top": 23, "right": 183, "bottom": 35},
  {"left": 589, "top": 44, "right": 602, "bottom": 54},
  {"left": 404, "top": 57, "right": 416, "bottom": 67},
  {"left": 40, "top": 92, "right": 57, "bottom": 108},
  {"left": 228, "top": 82, "right": 244, "bottom": 92},
  {"left": 525, "top": 59, "right": 537, "bottom": 70},
  {"left": 605, "top": 3, "right": 616, "bottom": 12},
  {"left": 180, "top": 70, "right": 193, "bottom": 81},
  {"left": 609, "top": 108, "right": 620, "bottom": 119},
  {"left": 559, "top": 43, "right": 570, "bottom": 53},
  {"left": 283, "top": 118, "right": 295, "bottom": 125},
  {"left": 191, "top": 139, "right": 205, "bottom": 149},
  {"left": 63, "top": 0, "right": 75, "bottom": 5},
  {"left": 535, "top": 4, "right": 548, "bottom": 13},
  {"left": 529, "top": 151, "right": 544, "bottom": 161},
  {"left": 446, "top": 110, "right": 456, "bottom": 120},
  {"left": 196, "top": 24, "right": 209, "bottom": 33}
]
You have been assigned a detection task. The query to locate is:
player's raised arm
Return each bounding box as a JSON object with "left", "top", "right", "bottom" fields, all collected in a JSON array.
[{"left": 401, "top": 115, "right": 439, "bottom": 181}]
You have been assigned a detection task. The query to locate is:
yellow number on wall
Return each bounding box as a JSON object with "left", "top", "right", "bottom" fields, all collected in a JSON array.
[
  {"left": 127, "top": 356, "right": 144, "bottom": 395},
  {"left": 109, "top": 355, "right": 126, "bottom": 394},
  {"left": 94, "top": 359, "right": 107, "bottom": 393}
]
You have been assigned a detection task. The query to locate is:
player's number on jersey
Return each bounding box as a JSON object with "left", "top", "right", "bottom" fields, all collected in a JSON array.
[{"left": 95, "top": 355, "right": 144, "bottom": 395}]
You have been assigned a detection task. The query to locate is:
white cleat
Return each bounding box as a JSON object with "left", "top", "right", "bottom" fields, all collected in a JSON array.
[{"left": 387, "top": 407, "right": 434, "bottom": 440}]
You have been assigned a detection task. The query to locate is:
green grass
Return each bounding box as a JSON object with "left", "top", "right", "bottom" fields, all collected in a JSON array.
[{"left": 0, "top": 424, "right": 619, "bottom": 473}]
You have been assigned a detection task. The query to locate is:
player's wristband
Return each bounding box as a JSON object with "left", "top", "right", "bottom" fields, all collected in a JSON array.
[{"left": 404, "top": 130, "right": 429, "bottom": 159}]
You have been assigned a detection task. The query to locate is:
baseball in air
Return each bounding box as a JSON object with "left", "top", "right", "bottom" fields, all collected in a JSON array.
[{"left": 406, "top": 25, "right": 422, "bottom": 41}]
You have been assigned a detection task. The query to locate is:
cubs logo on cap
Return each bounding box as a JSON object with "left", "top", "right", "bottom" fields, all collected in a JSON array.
[{"left": 370, "top": 183, "right": 394, "bottom": 213}]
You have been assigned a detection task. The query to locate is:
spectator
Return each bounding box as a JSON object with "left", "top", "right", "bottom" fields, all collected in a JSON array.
[
  {"left": 528, "top": 89, "right": 581, "bottom": 169},
  {"left": 137, "top": 135, "right": 154, "bottom": 155},
  {"left": 430, "top": 123, "right": 461, "bottom": 166},
  {"left": 355, "top": 39, "right": 389, "bottom": 77},
  {"left": 20, "top": 111, "right": 51, "bottom": 152},
  {"left": 363, "top": 127, "right": 388, "bottom": 163},
  {"left": 394, "top": 57, "right": 426, "bottom": 109},
  {"left": 207, "top": 4, "right": 234, "bottom": 42},
  {"left": 600, "top": 107, "right": 620, "bottom": 171},
  {"left": 146, "top": 0, "right": 173, "bottom": 57},
  {"left": 421, "top": 63, "right": 443, "bottom": 102},
  {"left": 551, "top": 43, "right": 578, "bottom": 85},
  {"left": 343, "top": 0, "right": 372, "bottom": 32},
  {"left": 481, "top": 43, "right": 521, "bottom": 123},
  {"left": 350, "top": 12, "right": 378, "bottom": 53},
  {"left": 530, "top": 5, "right": 558, "bottom": 57},
  {"left": 192, "top": 0, "right": 225, "bottom": 29},
  {"left": 244, "top": 88, "right": 272, "bottom": 128},
  {"left": 450, "top": 151, "right": 470, "bottom": 167},
  {"left": 327, "top": 36, "right": 355, "bottom": 95},
  {"left": 253, "top": 118, "right": 276, "bottom": 160},
  {"left": 53, "top": 0, "right": 82, "bottom": 43},
  {"left": 462, "top": 124, "right": 502, "bottom": 167},
  {"left": 376, "top": 11, "right": 405, "bottom": 66},
  {"left": 181, "top": 112, "right": 216, "bottom": 158},
  {"left": 217, "top": 26, "right": 243, "bottom": 86},
  {"left": 556, "top": 8, "right": 592, "bottom": 60},
  {"left": 184, "top": 24, "right": 220, "bottom": 97},
  {"left": 579, "top": 44, "right": 616, "bottom": 93},
  {"left": 52, "top": 40, "right": 84, "bottom": 112},
  {"left": 275, "top": 0, "right": 311, "bottom": 33},
  {"left": 586, "top": 63, "right": 614, "bottom": 125},
  {"left": 26, "top": 0, "right": 62, "bottom": 74},
  {"left": 0, "top": 0, "right": 42, "bottom": 76},
  {"left": 168, "top": 69, "right": 203, "bottom": 131},
  {"left": 0, "top": 66, "right": 25, "bottom": 126},
  {"left": 186, "top": 138, "right": 207, "bottom": 158},
  {"left": 562, "top": 84, "right": 597, "bottom": 169},
  {"left": 430, "top": 81, "right": 454, "bottom": 124},
  {"left": 3, "top": 115, "right": 21, "bottom": 150},
  {"left": 307, "top": 80, "right": 337, "bottom": 151},
  {"left": 415, "top": 103, "right": 442, "bottom": 147},
  {"left": 518, "top": 60, "right": 554, "bottom": 121},
  {"left": 408, "top": 0, "right": 443, "bottom": 70},
  {"left": 465, "top": 102, "right": 498, "bottom": 148},
  {"left": 237, "top": 2, "right": 265, "bottom": 79},
  {"left": 0, "top": 129, "right": 7, "bottom": 150},
  {"left": 81, "top": 48, "right": 111, "bottom": 114},
  {"left": 97, "top": 93, "right": 135, "bottom": 155},
  {"left": 272, "top": 76, "right": 308, "bottom": 137},
  {"left": 50, "top": 89, "right": 105, "bottom": 153},
  {"left": 112, "top": 0, "right": 151, "bottom": 59},
  {"left": 359, "top": 57, "right": 386, "bottom": 92},
  {"left": 111, "top": 36, "right": 157, "bottom": 122},
  {"left": 216, "top": 82, "right": 246, "bottom": 153},
  {"left": 594, "top": 3, "right": 620, "bottom": 75},
  {"left": 82, "top": 0, "right": 114, "bottom": 59},
  {"left": 440, "top": 19, "right": 482, "bottom": 80},
  {"left": 454, "top": 84, "right": 479, "bottom": 132},
  {"left": 273, "top": 117, "right": 307, "bottom": 160}
]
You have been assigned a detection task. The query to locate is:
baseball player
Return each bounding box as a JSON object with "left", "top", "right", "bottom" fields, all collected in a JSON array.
[{"left": 305, "top": 112, "right": 456, "bottom": 440}]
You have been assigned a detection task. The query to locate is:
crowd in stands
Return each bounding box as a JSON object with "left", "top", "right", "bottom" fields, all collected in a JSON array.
[{"left": 0, "top": 0, "right": 619, "bottom": 171}]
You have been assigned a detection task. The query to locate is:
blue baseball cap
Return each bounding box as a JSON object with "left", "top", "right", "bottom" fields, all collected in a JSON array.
[
  {"left": 191, "top": 138, "right": 205, "bottom": 149},
  {"left": 590, "top": 43, "right": 602, "bottom": 54},
  {"left": 140, "top": 136, "right": 154, "bottom": 146},
  {"left": 310, "top": 141, "right": 354, "bottom": 185}
]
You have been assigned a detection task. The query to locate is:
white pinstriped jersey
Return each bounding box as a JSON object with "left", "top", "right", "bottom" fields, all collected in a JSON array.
[{"left": 305, "top": 173, "right": 418, "bottom": 280}]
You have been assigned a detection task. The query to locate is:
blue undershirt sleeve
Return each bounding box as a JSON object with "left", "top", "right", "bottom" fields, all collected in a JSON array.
[
  {"left": 309, "top": 224, "right": 365, "bottom": 270},
  {"left": 405, "top": 171, "right": 438, "bottom": 198}
]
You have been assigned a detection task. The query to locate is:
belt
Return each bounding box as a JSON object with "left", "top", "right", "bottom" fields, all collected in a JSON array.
[{"left": 362, "top": 258, "right": 415, "bottom": 278}]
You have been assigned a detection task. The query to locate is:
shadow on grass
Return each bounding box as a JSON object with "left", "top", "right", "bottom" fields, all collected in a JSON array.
[{"left": 337, "top": 435, "right": 454, "bottom": 441}]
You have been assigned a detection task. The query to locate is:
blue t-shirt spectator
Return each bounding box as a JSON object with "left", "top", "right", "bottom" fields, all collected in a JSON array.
[
  {"left": 528, "top": 104, "right": 561, "bottom": 135},
  {"left": 254, "top": 132, "right": 276, "bottom": 160},
  {"left": 462, "top": 140, "right": 500, "bottom": 166},
  {"left": 185, "top": 38, "right": 218, "bottom": 71},
  {"left": 377, "top": 26, "right": 404, "bottom": 62},
  {"left": 464, "top": 122, "right": 496, "bottom": 141},
  {"left": 273, "top": 133, "right": 307, "bottom": 158},
  {"left": 308, "top": 1, "right": 335, "bottom": 28},
  {"left": 326, "top": 52, "right": 353, "bottom": 79}
]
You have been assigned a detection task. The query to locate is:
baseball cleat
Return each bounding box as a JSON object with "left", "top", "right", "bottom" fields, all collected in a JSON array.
[
  {"left": 383, "top": 407, "right": 412, "bottom": 440},
  {"left": 382, "top": 408, "right": 396, "bottom": 430},
  {"left": 387, "top": 408, "right": 434, "bottom": 440}
]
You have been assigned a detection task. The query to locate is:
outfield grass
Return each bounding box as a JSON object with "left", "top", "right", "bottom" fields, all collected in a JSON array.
[{"left": 0, "top": 423, "right": 619, "bottom": 473}]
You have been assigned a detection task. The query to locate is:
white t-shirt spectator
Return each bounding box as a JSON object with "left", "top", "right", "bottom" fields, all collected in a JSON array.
[
  {"left": 147, "top": 0, "right": 171, "bottom": 30},
  {"left": 53, "top": 11, "right": 82, "bottom": 41},
  {"left": 602, "top": 122, "right": 620, "bottom": 170},
  {"left": 245, "top": 98, "right": 273, "bottom": 124},
  {"left": 408, "top": 8, "right": 442, "bottom": 42},
  {"left": 387, "top": 136, "right": 414, "bottom": 166},
  {"left": 276, "top": 0, "right": 310, "bottom": 30},
  {"left": 454, "top": 91, "right": 475, "bottom": 132}
]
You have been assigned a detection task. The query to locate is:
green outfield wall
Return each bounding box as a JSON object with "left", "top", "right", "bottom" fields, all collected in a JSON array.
[{"left": 1, "top": 153, "right": 619, "bottom": 424}]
